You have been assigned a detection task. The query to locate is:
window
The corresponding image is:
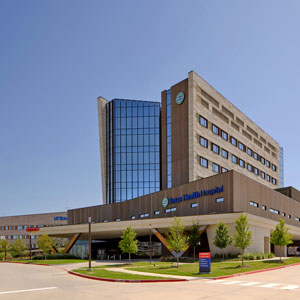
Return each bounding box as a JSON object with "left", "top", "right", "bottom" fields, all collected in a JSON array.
[
  {"left": 288, "top": 214, "right": 291, "bottom": 219},
  {"left": 272, "top": 164, "right": 277, "bottom": 172},
  {"left": 140, "top": 213, "right": 149, "bottom": 218},
  {"left": 261, "top": 157, "right": 265, "bottom": 165},
  {"left": 247, "top": 148, "right": 252, "bottom": 156},
  {"left": 266, "top": 160, "right": 270, "bottom": 168},
  {"left": 165, "top": 207, "right": 176, "bottom": 213},
  {"left": 250, "top": 201, "right": 259, "bottom": 208},
  {"left": 191, "top": 203, "right": 198, "bottom": 208},
  {"left": 200, "top": 137, "right": 208, "bottom": 148},
  {"left": 253, "top": 152, "right": 258, "bottom": 160},
  {"left": 130, "top": 216, "right": 136, "bottom": 220},
  {"left": 270, "top": 208, "right": 280, "bottom": 215},
  {"left": 216, "top": 197, "right": 224, "bottom": 203},
  {"left": 231, "top": 137, "right": 237, "bottom": 146},
  {"left": 154, "top": 211, "right": 160, "bottom": 215},
  {"left": 262, "top": 205, "right": 267, "bottom": 210},
  {"left": 212, "top": 144, "right": 220, "bottom": 154},
  {"left": 266, "top": 175, "right": 270, "bottom": 182},
  {"left": 221, "top": 149, "right": 228, "bottom": 159},
  {"left": 254, "top": 167, "right": 259, "bottom": 175},
  {"left": 200, "top": 157, "right": 208, "bottom": 168},
  {"left": 212, "top": 163, "right": 219, "bottom": 173},
  {"left": 247, "top": 164, "right": 252, "bottom": 172},
  {"left": 221, "top": 167, "right": 228, "bottom": 173},
  {"left": 115, "top": 218, "right": 121, "bottom": 222},
  {"left": 221, "top": 130, "right": 228, "bottom": 141},
  {"left": 296, "top": 217, "right": 300, "bottom": 222},
  {"left": 261, "top": 171, "right": 265, "bottom": 179},
  {"left": 239, "top": 159, "right": 245, "bottom": 168},
  {"left": 103, "top": 220, "right": 109, "bottom": 223},
  {"left": 200, "top": 116, "right": 208, "bottom": 128},
  {"left": 212, "top": 124, "right": 219, "bottom": 135},
  {"left": 272, "top": 178, "right": 277, "bottom": 185},
  {"left": 232, "top": 155, "right": 237, "bottom": 164},
  {"left": 282, "top": 212, "right": 286, "bottom": 217},
  {"left": 238, "top": 142, "right": 245, "bottom": 151}
]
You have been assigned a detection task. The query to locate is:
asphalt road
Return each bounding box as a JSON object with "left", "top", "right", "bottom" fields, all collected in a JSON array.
[{"left": 1, "top": 262, "right": 300, "bottom": 300}]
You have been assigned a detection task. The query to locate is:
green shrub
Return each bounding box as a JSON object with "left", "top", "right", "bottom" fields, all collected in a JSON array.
[
  {"left": 268, "top": 253, "right": 275, "bottom": 258},
  {"left": 256, "top": 254, "right": 261, "bottom": 260},
  {"left": 227, "top": 253, "right": 238, "bottom": 259},
  {"left": 32, "top": 254, "right": 79, "bottom": 260},
  {"left": 243, "top": 254, "right": 249, "bottom": 260},
  {"left": 249, "top": 255, "right": 254, "bottom": 260}
]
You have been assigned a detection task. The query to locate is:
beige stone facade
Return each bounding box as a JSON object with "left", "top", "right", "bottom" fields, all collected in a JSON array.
[
  {"left": 187, "top": 71, "right": 280, "bottom": 189},
  {"left": 0, "top": 211, "right": 67, "bottom": 248}
]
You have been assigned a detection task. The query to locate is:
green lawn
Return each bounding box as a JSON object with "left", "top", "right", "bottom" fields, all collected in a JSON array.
[
  {"left": 125, "top": 257, "right": 300, "bottom": 277},
  {"left": 10, "top": 259, "right": 89, "bottom": 265},
  {"left": 73, "top": 268, "right": 174, "bottom": 280}
]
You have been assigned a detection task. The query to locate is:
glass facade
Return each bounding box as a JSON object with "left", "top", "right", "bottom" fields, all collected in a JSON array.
[
  {"left": 279, "top": 147, "right": 284, "bottom": 187},
  {"left": 166, "top": 90, "right": 172, "bottom": 188},
  {"left": 106, "top": 99, "right": 161, "bottom": 203}
]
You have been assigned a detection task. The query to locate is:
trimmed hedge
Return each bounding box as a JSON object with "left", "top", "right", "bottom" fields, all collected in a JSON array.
[{"left": 32, "top": 254, "right": 79, "bottom": 260}]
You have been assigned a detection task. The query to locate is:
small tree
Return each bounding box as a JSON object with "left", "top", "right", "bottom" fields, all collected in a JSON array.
[
  {"left": 38, "top": 235, "right": 53, "bottom": 260},
  {"left": 0, "top": 239, "right": 10, "bottom": 260},
  {"left": 233, "top": 214, "right": 252, "bottom": 267},
  {"left": 11, "top": 238, "right": 27, "bottom": 258},
  {"left": 213, "top": 222, "right": 232, "bottom": 260},
  {"left": 119, "top": 226, "right": 138, "bottom": 265},
  {"left": 270, "top": 219, "right": 292, "bottom": 262},
  {"left": 166, "top": 217, "right": 188, "bottom": 268},
  {"left": 188, "top": 223, "right": 201, "bottom": 260}
]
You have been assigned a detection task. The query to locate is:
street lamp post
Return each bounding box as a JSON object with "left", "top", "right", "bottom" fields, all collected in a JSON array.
[
  {"left": 88, "top": 216, "right": 92, "bottom": 271},
  {"left": 149, "top": 224, "right": 152, "bottom": 264}
]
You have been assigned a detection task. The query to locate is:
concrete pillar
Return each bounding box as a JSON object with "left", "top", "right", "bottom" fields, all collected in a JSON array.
[{"left": 264, "top": 237, "right": 270, "bottom": 253}]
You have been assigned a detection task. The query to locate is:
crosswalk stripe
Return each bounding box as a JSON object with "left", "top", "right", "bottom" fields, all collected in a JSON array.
[
  {"left": 280, "top": 285, "right": 299, "bottom": 290},
  {"left": 239, "top": 282, "right": 261, "bottom": 286},
  {"left": 221, "top": 281, "right": 243, "bottom": 285},
  {"left": 258, "top": 283, "right": 280, "bottom": 288}
]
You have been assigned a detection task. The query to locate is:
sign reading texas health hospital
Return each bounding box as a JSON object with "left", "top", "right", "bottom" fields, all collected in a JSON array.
[
  {"left": 162, "top": 185, "right": 223, "bottom": 207},
  {"left": 176, "top": 92, "right": 185, "bottom": 104}
]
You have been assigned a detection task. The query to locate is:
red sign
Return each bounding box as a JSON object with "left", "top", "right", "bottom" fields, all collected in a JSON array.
[
  {"left": 199, "top": 252, "right": 211, "bottom": 258},
  {"left": 26, "top": 228, "right": 39, "bottom": 232}
]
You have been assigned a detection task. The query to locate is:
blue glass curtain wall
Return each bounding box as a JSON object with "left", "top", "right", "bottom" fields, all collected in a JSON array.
[{"left": 106, "top": 99, "right": 161, "bottom": 203}]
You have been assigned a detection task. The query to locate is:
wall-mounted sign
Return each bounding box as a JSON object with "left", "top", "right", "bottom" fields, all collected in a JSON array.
[
  {"left": 176, "top": 92, "right": 185, "bottom": 105},
  {"left": 199, "top": 252, "right": 211, "bottom": 274},
  {"left": 54, "top": 216, "right": 68, "bottom": 221},
  {"left": 26, "top": 228, "right": 39, "bottom": 232},
  {"left": 162, "top": 185, "right": 224, "bottom": 207},
  {"left": 162, "top": 197, "right": 169, "bottom": 208}
]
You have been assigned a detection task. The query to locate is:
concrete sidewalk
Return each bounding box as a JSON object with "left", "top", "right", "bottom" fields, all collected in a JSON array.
[{"left": 104, "top": 267, "right": 198, "bottom": 280}]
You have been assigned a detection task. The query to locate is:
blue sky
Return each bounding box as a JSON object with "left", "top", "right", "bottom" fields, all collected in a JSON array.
[{"left": 0, "top": 0, "right": 299, "bottom": 216}]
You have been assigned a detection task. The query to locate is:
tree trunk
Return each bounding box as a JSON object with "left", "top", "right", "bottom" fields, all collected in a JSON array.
[
  {"left": 242, "top": 249, "right": 244, "bottom": 267},
  {"left": 129, "top": 252, "right": 131, "bottom": 265},
  {"left": 176, "top": 254, "right": 179, "bottom": 268},
  {"left": 222, "top": 249, "right": 224, "bottom": 261},
  {"left": 193, "top": 246, "right": 195, "bottom": 261},
  {"left": 280, "top": 246, "right": 282, "bottom": 262}
]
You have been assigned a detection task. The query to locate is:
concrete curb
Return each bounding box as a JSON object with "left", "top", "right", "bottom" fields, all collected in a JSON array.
[
  {"left": 3, "top": 260, "right": 300, "bottom": 282},
  {"left": 68, "top": 270, "right": 187, "bottom": 283},
  {"left": 0, "top": 261, "right": 186, "bottom": 283}
]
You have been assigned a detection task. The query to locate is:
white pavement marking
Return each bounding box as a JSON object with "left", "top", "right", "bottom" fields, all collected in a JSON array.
[
  {"left": 280, "top": 285, "right": 300, "bottom": 290},
  {"left": 258, "top": 283, "right": 281, "bottom": 288},
  {"left": 239, "top": 282, "right": 261, "bottom": 286},
  {"left": 0, "top": 287, "right": 58, "bottom": 295},
  {"left": 221, "top": 281, "right": 243, "bottom": 285}
]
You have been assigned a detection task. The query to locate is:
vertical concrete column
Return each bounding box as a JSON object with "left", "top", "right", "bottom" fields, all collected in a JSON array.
[{"left": 264, "top": 236, "right": 270, "bottom": 253}]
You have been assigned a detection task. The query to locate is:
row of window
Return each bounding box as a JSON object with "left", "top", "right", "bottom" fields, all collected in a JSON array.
[
  {"left": 199, "top": 137, "right": 277, "bottom": 185},
  {"left": 0, "top": 224, "right": 50, "bottom": 231},
  {"left": 4, "top": 235, "right": 37, "bottom": 240},
  {"left": 249, "top": 202, "right": 297, "bottom": 219},
  {"left": 199, "top": 115, "right": 277, "bottom": 172}
]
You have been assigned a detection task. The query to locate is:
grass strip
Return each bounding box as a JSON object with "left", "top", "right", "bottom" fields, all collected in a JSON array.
[
  {"left": 73, "top": 268, "right": 174, "bottom": 280},
  {"left": 9, "top": 259, "right": 89, "bottom": 265},
  {"left": 125, "top": 257, "right": 300, "bottom": 277}
]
